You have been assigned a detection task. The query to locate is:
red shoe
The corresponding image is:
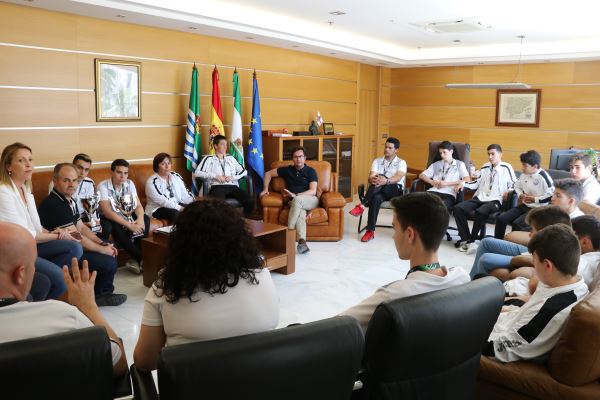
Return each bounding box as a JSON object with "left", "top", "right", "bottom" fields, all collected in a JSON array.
[
  {"left": 349, "top": 203, "right": 365, "bottom": 217},
  {"left": 361, "top": 230, "right": 375, "bottom": 242}
]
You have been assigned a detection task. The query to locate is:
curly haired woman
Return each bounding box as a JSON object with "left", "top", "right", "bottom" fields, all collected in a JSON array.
[{"left": 134, "top": 199, "right": 279, "bottom": 371}]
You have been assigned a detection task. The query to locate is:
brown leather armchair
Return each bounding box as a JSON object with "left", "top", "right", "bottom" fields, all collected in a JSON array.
[
  {"left": 477, "top": 285, "right": 600, "bottom": 399},
  {"left": 261, "top": 160, "right": 346, "bottom": 241}
]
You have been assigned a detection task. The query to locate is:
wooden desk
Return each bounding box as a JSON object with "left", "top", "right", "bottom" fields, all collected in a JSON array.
[{"left": 141, "top": 220, "right": 296, "bottom": 287}]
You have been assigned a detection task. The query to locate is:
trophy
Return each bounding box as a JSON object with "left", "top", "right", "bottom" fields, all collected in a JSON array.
[
  {"left": 83, "top": 191, "right": 102, "bottom": 233},
  {"left": 119, "top": 193, "right": 143, "bottom": 239}
]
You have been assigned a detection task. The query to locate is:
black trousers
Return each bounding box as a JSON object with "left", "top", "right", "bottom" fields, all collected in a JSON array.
[
  {"left": 494, "top": 203, "right": 531, "bottom": 239},
  {"left": 453, "top": 198, "right": 501, "bottom": 242},
  {"left": 152, "top": 207, "right": 180, "bottom": 224},
  {"left": 209, "top": 185, "right": 254, "bottom": 216},
  {"left": 102, "top": 214, "right": 150, "bottom": 262},
  {"left": 430, "top": 191, "right": 456, "bottom": 211},
  {"left": 363, "top": 184, "right": 403, "bottom": 231}
]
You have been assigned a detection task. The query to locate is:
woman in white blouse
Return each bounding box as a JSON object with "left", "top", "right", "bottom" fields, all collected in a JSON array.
[
  {"left": 145, "top": 152, "right": 195, "bottom": 224},
  {"left": 133, "top": 199, "right": 279, "bottom": 371},
  {"left": 0, "top": 143, "right": 83, "bottom": 300}
]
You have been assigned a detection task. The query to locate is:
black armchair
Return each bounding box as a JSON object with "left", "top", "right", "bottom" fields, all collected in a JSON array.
[
  {"left": 0, "top": 326, "right": 131, "bottom": 400},
  {"left": 357, "top": 277, "right": 504, "bottom": 400},
  {"left": 131, "top": 316, "right": 364, "bottom": 400}
]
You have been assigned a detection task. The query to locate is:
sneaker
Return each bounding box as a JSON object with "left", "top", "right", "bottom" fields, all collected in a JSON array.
[
  {"left": 349, "top": 203, "right": 365, "bottom": 217},
  {"left": 95, "top": 293, "right": 127, "bottom": 307},
  {"left": 361, "top": 230, "right": 375, "bottom": 242},
  {"left": 297, "top": 240, "right": 310, "bottom": 254},
  {"left": 458, "top": 242, "right": 471, "bottom": 253},
  {"left": 466, "top": 242, "right": 479, "bottom": 255},
  {"left": 125, "top": 259, "right": 142, "bottom": 275}
]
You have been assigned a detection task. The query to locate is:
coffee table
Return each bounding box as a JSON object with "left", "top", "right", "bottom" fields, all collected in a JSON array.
[{"left": 141, "top": 220, "right": 296, "bottom": 287}]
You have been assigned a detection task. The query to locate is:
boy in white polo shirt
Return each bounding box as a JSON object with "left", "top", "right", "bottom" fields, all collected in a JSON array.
[
  {"left": 418, "top": 140, "right": 470, "bottom": 210},
  {"left": 569, "top": 152, "right": 600, "bottom": 205}
]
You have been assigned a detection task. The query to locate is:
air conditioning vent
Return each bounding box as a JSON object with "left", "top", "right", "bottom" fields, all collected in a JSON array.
[{"left": 412, "top": 17, "right": 491, "bottom": 34}]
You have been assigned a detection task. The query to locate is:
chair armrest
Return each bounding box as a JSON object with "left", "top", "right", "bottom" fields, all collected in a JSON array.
[
  {"left": 130, "top": 364, "right": 158, "bottom": 400},
  {"left": 321, "top": 191, "right": 346, "bottom": 209},
  {"left": 261, "top": 192, "right": 283, "bottom": 208}
]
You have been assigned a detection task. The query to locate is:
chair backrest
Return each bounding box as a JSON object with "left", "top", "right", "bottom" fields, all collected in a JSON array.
[
  {"left": 427, "top": 141, "right": 471, "bottom": 168},
  {"left": 270, "top": 160, "right": 334, "bottom": 195},
  {"left": 362, "top": 277, "right": 504, "bottom": 400},
  {"left": 0, "top": 326, "right": 115, "bottom": 400},
  {"left": 548, "top": 284, "right": 600, "bottom": 386},
  {"left": 157, "top": 316, "right": 364, "bottom": 400}
]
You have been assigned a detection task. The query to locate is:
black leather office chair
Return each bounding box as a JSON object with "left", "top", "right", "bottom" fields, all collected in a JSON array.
[
  {"left": 410, "top": 141, "right": 471, "bottom": 240},
  {"left": 0, "top": 326, "right": 131, "bottom": 400},
  {"left": 131, "top": 316, "right": 364, "bottom": 400},
  {"left": 357, "top": 277, "right": 504, "bottom": 400}
]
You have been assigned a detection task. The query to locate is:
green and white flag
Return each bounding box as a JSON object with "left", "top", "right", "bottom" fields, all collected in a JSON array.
[{"left": 229, "top": 69, "right": 247, "bottom": 190}]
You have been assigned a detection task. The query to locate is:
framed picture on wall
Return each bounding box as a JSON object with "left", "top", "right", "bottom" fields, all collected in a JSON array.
[
  {"left": 323, "top": 122, "right": 334, "bottom": 135},
  {"left": 95, "top": 59, "right": 141, "bottom": 121},
  {"left": 495, "top": 89, "right": 541, "bottom": 127}
]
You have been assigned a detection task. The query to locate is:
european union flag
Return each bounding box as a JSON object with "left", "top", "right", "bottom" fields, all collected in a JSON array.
[{"left": 248, "top": 71, "right": 264, "bottom": 185}]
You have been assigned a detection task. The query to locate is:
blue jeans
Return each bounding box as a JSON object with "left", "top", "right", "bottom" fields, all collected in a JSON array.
[
  {"left": 81, "top": 251, "right": 118, "bottom": 296},
  {"left": 36, "top": 240, "right": 83, "bottom": 299},
  {"left": 469, "top": 237, "right": 528, "bottom": 279}
]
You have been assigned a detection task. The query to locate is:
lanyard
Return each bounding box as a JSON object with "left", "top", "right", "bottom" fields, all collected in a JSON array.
[
  {"left": 440, "top": 162, "right": 453, "bottom": 181},
  {"left": 110, "top": 180, "right": 126, "bottom": 200},
  {"left": 218, "top": 156, "right": 227, "bottom": 176},
  {"left": 405, "top": 262, "right": 441, "bottom": 278},
  {"left": 488, "top": 167, "right": 497, "bottom": 191},
  {"left": 381, "top": 156, "right": 396, "bottom": 177}
]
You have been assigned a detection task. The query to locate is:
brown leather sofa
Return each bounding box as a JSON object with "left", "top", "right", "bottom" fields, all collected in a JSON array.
[
  {"left": 261, "top": 160, "right": 346, "bottom": 241},
  {"left": 477, "top": 285, "right": 600, "bottom": 399},
  {"left": 31, "top": 163, "right": 176, "bottom": 231}
]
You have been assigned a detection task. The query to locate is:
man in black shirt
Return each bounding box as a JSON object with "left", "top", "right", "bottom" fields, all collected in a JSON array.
[
  {"left": 38, "top": 163, "right": 126, "bottom": 306},
  {"left": 260, "top": 146, "right": 318, "bottom": 254}
]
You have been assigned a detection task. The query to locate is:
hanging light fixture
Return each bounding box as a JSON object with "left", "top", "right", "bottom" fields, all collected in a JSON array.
[{"left": 445, "top": 35, "right": 530, "bottom": 89}]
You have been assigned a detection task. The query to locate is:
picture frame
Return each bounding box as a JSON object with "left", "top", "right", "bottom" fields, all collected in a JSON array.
[
  {"left": 323, "top": 122, "right": 334, "bottom": 135},
  {"left": 95, "top": 59, "right": 141, "bottom": 121},
  {"left": 495, "top": 89, "right": 541, "bottom": 128}
]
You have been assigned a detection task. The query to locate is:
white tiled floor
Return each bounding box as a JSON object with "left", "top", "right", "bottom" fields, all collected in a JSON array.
[{"left": 104, "top": 200, "right": 486, "bottom": 365}]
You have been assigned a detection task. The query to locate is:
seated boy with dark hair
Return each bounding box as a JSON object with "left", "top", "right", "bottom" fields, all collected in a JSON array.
[
  {"left": 483, "top": 224, "right": 588, "bottom": 362},
  {"left": 341, "top": 192, "right": 470, "bottom": 331},
  {"left": 572, "top": 215, "right": 600, "bottom": 290}
]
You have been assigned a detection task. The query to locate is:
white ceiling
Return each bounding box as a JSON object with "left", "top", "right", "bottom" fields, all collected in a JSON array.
[{"left": 8, "top": 0, "right": 600, "bottom": 67}]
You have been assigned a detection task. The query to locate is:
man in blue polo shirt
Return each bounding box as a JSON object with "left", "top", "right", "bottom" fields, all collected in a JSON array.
[
  {"left": 38, "top": 163, "right": 126, "bottom": 307},
  {"left": 260, "top": 146, "right": 318, "bottom": 254}
]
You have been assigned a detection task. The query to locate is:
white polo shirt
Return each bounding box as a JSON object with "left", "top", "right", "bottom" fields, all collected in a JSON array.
[
  {"left": 370, "top": 156, "right": 407, "bottom": 187},
  {"left": 582, "top": 175, "right": 600, "bottom": 204},
  {"left": 423, "top": 159, "right": 469, "bottom": 198}
]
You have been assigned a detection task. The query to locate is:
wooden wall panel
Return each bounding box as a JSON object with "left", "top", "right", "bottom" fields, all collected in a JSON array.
[
  {"left": 0, "top": 129, "right": 80, "bottom": 166},
  {"left": 391, "top": 62, "right": 600, "bottom": 172},
  {"left": 0, "top": 0, "right": 367, "bottom": 199},
  {"left": 392, "top": 66, "right": 474, "bottom": 87},
  {"left": 0, "top": 46, "right": 79, "bottom": 88},
  {"left": 0, "top": 89, "right": 80, "bottom": 127}
]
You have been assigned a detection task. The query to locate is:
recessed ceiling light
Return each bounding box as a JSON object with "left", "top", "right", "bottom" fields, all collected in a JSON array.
[
  {"left": 420, "top": 64, "right": 427, "bottom": 67},
  {"left": 478, "top": 62, "right": 484, "bottom": 65},
  {"left": 292, "top": 45, "right": 300, "bottom": 48},
  {"left": 329, "top": 11, "right": 346, "bottom": 16},
  {"left": 389, "top": 19, "right": 394, "bottom": 23},
  {"left": 246, "top": 36, "right": 254, "bottom": 40},
  {"left": 329, "top": 52, "right": 336, "bottom": 55},
  {"left": 453, "top": 39, "right": 461, "bottom": 43},
  {"left": 23, "top": 0, "right": 35, "bottom": 2},
  {"left": 188, "top": 26, "right": 197, "bottom": 30},
  {"left": 116, "top": 14, "right": 126, "bottom": 18},
  {"left": 360, "top": 58, "right": 367, "bottom": 61}
]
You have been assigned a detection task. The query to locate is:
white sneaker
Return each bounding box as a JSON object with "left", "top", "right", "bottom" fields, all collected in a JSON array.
[
  {"left": 458, "top": 242, "right": 469, "bottom": 252},
  {"left": 466, "top": 242, "right": 479, "bottom": 255},
  {"left": 125, "top": 259, "right": 142, "bottom": 275}
]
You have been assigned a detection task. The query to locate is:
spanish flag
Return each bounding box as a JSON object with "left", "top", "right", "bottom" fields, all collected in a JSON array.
[{"left": 209, "top": 66, "right": 224, "bottom": 154}]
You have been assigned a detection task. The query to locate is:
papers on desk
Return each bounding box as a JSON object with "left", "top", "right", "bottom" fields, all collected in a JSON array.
[{"left": 155, "top": 225, "right": 174, "bottom": 234}]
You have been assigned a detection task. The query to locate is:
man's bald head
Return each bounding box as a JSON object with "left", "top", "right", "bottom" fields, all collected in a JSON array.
[{"left": 0, "top": 222, "right": 37, "bottom": 300}]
